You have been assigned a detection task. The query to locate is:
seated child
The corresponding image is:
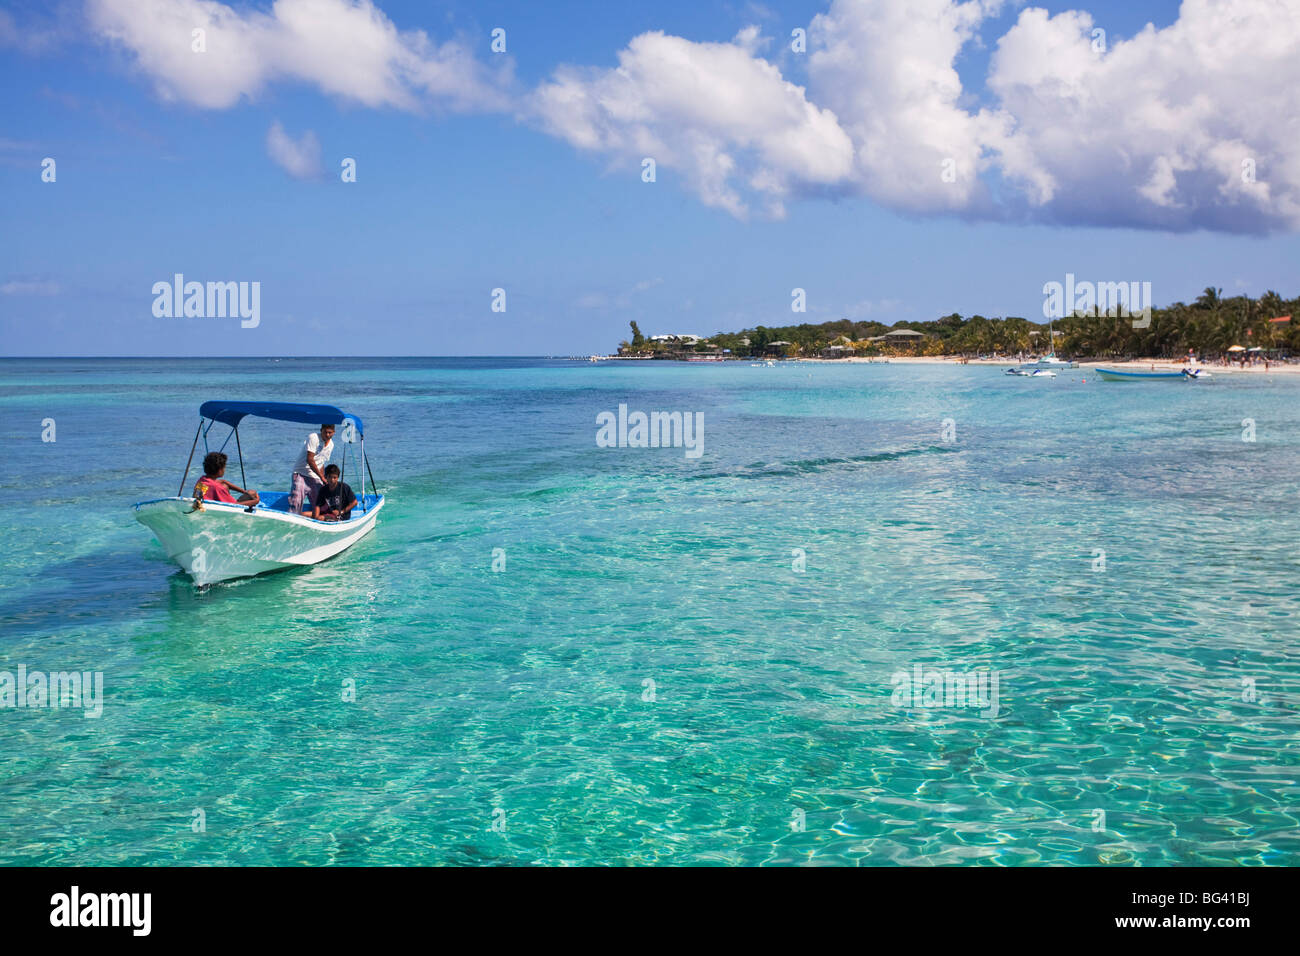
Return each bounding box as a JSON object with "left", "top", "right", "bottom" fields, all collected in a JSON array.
[
  {"left": 312, "top": 464, "right": 359, "bottom": 521},
  {"left": 193, "top": 452, "right": 260, "bottom": 509}
]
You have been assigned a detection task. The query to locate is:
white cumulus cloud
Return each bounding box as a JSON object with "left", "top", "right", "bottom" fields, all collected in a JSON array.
[
  {"left": 87, "top": 0, "right": 511, "bottom": 112},
  {"left": 807, "top": 0, "right": 1009, "bottom": 215},
  {"left": 983, "top": 0, "right": 1300, "bottom": 231},
  {"left": 530, "top": 0, "right": 1300, "bottom": 232},
  {"left": 532, "top": 27, "right": 855, "bottom": 219}
]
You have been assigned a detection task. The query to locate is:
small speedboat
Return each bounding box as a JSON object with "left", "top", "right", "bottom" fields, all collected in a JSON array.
[
  {"left": 133, "top": 401, "right": 385, "bottom": 586},
  {"left": 1005, "top": 367, "right": 1056, "bottom": 377},
  {"left": 1096, "top": 367, "right": 1207, "bottom": 381}
]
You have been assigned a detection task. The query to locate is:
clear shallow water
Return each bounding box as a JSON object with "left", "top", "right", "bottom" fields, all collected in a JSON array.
[{"left": 1, "top": 357, "right": 1297, "bottom": 866}]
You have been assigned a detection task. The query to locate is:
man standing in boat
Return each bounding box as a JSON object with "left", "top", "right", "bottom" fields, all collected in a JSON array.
[{"left": 289, "top": 423, "right": 335, "bottom": 514}]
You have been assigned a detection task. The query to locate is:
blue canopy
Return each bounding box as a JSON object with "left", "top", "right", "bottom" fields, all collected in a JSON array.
[{"left": 199, "top": 401, "right": 363, "bottom": 436}]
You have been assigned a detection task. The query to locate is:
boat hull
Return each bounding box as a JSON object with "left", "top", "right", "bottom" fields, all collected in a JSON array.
[
  {"left": 133, "top": 495, "right": 384, "bottom": 585},
  {"left": 1096, "top": 367, "right": 1202, "bottom": 380}
]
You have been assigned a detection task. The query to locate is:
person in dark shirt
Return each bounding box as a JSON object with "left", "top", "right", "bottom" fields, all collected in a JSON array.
[{"left": 312, "top": 464, "right": 359, "bottom": 521}]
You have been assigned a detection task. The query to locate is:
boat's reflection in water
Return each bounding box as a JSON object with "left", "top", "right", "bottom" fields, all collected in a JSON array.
[
  {"left": 149, "top": 542, "right": 387, "bottom": 671},
  {"left": 276, "top": 551, "right": 387, "bottom": 615}
]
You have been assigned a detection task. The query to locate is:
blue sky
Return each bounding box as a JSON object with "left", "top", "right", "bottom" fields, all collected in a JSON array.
[{"left": 2, "top": 0, "right": 1297, "bottom": 356}]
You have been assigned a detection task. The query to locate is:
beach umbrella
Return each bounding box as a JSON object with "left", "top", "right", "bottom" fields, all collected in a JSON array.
[
  {"left": 1227, "top": 345, "right": 1246, "bottom": 352},
  {"left": 1247, "top": 347, "right": 1263, "bottom": 352}
]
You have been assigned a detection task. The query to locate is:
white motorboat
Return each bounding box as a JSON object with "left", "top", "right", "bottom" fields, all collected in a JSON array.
[
  {"left": 1017, "top": 353, "right": 1077, "bottom": 370},
  {"left": 134, "top": 401, "right": 384, "bottom": 586}
]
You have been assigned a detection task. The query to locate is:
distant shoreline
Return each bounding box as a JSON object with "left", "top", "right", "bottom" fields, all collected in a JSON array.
[
  {"left": 4, "top": 354, "right": 1295, "bottom": 373},
  {"left": 594, "top": 353, "right": 1300, "bottom": 373}
]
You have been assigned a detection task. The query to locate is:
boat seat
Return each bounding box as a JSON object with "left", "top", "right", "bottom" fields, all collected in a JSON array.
[
  {"left": 251, "top": 490, "right": 378, "bottom": 516},
  {"left": 256, "top": 491, "right": 297, "bottom": 512}
]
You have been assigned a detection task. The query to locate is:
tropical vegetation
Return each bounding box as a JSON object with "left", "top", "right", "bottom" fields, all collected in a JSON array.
[{"left": 615, "top": 289, "right": 1298, "bottom": 359}]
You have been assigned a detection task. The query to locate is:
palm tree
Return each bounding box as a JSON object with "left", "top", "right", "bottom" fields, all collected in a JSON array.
[{"left": 1260, "top": 290, "right": 1284, "bottom": 317}]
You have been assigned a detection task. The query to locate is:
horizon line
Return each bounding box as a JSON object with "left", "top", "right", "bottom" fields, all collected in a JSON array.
[{"left": 0, "top": 354, "right": 590, "bottom": 360}]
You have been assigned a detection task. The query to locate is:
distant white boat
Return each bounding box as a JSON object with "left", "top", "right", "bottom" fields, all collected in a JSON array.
[
  {"left": 1017, "top": 354, "right": 1077, "bottom": 370},
  {"left": 134, "top": 401, "right": 384, "bottom": 586}
]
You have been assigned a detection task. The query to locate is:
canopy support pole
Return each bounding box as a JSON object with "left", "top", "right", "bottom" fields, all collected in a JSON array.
[
  {"left": 363, "top": 439, "right": 378, "bottom": 513},
  {"left": 178, "top": 420, "right": 203, "bottom": 497},
  {"left": 234, "top": 426, "right": 247, "bottom": 489},
  {"left": 358, "top": 438, "right": 367, "bottom": 511}
]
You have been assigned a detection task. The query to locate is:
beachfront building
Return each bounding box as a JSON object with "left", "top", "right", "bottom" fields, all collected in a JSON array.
[
  {"left": 820, "top": 346, "right": 852, "bottom": 358},
  {"left": 818, "top": 335, "right": 856, "bottom": 359},
  {"left": 683, "top": 342, "right": 726, "bottom": 361},
  {"left": 881, "top": 328, "right": 925, "bottom": 352}
]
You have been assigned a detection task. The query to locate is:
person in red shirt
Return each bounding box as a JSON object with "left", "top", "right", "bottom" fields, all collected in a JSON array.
[{"left": 193, "top": 452, "right": 260, "bottom": 510}]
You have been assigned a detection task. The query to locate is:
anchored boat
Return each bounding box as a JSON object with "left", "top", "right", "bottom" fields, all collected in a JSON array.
[
  {"left": 1017, "top": 313, "right": 1077, "bottom": 370},
  {"left": 1016, "top": 354, "right": 1077, "bottom": 371},
  {"left": 1096, "top": 367, "right": 1207, "bottom": 381},
  {"left": 133, "top": 401, "right": 385, "bottom": 585}
]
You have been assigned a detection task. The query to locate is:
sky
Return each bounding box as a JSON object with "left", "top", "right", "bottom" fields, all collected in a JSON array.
[{"left": 1, "top": 0, "right": 1298, "bottom": 356}]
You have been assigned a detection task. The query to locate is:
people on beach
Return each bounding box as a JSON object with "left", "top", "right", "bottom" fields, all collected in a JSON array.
[
  {"left": 194, "top": 452, "right": 260, "bottom": 508},
  {"left": 289, "top": 423, "right": 334, "bottom": 514},
  {"left": 312, "top": 464, "right": 359, "bottom": 521}
]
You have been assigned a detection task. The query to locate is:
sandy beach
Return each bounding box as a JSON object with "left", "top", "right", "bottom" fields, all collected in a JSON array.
[{"left": 797, "top": 355, "right": 1300, "bottom": 374}]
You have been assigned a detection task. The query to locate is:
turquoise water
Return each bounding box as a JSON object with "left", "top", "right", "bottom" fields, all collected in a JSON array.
[{"left": 1, "top": 357, "right": 1297, "bottom": 866}]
